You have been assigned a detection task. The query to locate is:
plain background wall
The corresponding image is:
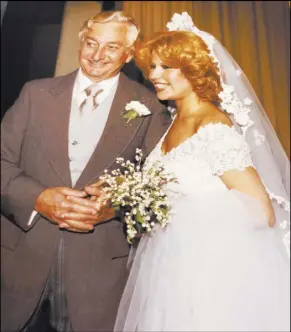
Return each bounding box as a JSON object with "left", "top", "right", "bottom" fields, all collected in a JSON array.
[{"left": 54, "top": 1, "right": 102, "bottom": 77}]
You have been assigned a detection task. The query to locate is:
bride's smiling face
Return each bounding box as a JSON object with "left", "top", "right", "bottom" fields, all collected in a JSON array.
[{"left": 149, "top": 51, "right": 193, "bottom": 101}]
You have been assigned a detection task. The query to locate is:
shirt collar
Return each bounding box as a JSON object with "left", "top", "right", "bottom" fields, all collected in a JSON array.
[{"left": 75, "top": 68, "right": 120, "bottom": 95}]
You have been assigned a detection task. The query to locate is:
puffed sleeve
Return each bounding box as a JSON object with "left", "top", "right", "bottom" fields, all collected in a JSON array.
[{"left": 196, "top": 123, "right": 255, "bottom": 176}]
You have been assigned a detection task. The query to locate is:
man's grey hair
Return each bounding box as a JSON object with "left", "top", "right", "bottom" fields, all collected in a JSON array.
[{"left": 79, "top": 11, "right": 140, "bottom": 51}]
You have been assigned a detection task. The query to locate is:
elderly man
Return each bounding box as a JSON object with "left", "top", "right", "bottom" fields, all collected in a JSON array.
[{"left": 1, "top": 10, "right": 171, "bottom": 332}]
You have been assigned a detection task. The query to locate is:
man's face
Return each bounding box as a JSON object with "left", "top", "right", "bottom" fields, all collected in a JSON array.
[{"left": 79, "top": 21, "right": 133, "bottom": 82}]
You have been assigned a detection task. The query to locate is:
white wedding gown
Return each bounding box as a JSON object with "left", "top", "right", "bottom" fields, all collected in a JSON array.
[{"left": 114, "top": 123, "right": 290, "bottom": 332}]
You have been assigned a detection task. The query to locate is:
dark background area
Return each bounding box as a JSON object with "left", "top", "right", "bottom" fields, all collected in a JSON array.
[
  {"left": 1, "top": 1, "right": 151, "bottom": 120},
  {"left": 1, "top": 1, "right": 67, "bottom": 118}
]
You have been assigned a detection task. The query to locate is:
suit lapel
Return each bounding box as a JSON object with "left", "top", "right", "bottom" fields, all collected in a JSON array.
[
  {"left": 39, "top": 70, "right": 78, "bottom": 187},
  {"left": 39, "top": 71, "right": 171, "bottom": 189},
  {"left": 74, "top": 74, "right": 147, "bottom": 189}
]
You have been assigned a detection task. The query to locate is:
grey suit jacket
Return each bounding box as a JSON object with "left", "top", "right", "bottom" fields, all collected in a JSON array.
[{"left": 1, "top": 70, "right": 172, "bottom": 332}]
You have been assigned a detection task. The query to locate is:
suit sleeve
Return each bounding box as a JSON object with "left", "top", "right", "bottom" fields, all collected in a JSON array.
[{"left": 1, "top": 83, "right": 47, "bottom": 231}]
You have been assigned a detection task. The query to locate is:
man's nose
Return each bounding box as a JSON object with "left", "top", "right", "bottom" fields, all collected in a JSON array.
[{"left": 92, "top": 47, "right": 106, "bottom": 61}]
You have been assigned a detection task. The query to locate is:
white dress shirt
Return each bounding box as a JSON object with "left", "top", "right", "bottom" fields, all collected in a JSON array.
[
  {"left": 28, "top": 69, "right": 120, "bottom": 226},
  {"left": 69, "top": 69, "right": 119, "bottom": 186}
]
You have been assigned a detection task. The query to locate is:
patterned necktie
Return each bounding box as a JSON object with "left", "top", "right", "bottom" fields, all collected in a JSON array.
[{"left": 79, "top": 84, "right": 103, "bottom": 112}]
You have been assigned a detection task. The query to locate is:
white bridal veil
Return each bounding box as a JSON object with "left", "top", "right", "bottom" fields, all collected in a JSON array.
[{"left": 166, "top": 12, "right": 290, "bottom": 262}]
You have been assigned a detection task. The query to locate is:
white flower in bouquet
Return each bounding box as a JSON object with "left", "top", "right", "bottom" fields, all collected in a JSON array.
[{"left": 99, "top": 149, "right": 177, "bottom": 244}]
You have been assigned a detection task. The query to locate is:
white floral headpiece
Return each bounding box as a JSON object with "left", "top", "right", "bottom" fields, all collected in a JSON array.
[{"left": 166, "top": 12, "right": 253, "bottom": 135}]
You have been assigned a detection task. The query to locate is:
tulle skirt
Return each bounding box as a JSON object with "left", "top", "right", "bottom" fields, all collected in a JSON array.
[{"left": 114, "top": 190, "right": 290, "bottom": 331}]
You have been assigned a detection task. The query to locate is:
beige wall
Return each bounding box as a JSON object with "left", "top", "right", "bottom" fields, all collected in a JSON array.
[{"left": 54, "top": 1, "right": 101, "bottom": 77}]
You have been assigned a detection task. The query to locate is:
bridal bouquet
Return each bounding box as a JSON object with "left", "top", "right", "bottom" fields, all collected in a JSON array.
[{"left": 99, "top": 149, "right": 177, "bottom": 244}]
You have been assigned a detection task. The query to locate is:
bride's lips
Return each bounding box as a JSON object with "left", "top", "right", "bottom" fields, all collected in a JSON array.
[{"left": 152, "top": 82, "right": 170, "bottom": 91}]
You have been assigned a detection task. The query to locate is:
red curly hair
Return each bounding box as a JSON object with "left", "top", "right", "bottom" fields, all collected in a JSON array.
[{"left": 135, "top": 30, "right": 222, "bottom": 104}]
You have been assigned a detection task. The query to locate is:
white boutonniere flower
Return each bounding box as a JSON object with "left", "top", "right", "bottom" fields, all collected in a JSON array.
[{"left": 123, "top": 101, "right": 151, "bottom": 125}]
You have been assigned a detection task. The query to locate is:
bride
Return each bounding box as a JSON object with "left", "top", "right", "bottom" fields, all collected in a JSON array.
[{"left": 114, "top": 13, "right": 290, "bottom": 331}]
